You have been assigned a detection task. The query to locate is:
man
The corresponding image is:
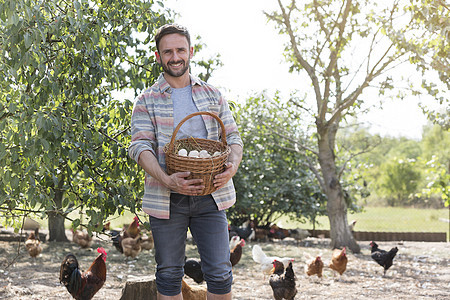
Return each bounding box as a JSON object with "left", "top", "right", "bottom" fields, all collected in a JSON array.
[{"left": 128, "top": 24, "right": 243, "bottom": 300}]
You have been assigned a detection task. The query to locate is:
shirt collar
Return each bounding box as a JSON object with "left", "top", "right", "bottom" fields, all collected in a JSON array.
[{"left": 157, "top": 73, "right": 202, "bottom": 93}]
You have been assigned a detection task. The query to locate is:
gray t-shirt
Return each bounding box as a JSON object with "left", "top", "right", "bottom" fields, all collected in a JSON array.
[{"left": 172, "top": 85, "right": 208, "bottom": 139}]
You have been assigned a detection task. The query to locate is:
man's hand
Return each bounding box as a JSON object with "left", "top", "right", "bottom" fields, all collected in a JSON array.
[
  {"left": 167, "top": 172, "right": 205, "bottom": 196},
  {"left": 213, "top": 162, "right": 237, "bottom": 190}
]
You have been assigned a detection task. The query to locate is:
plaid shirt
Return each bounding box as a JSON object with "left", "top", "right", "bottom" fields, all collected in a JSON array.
[{"left": 128, "top": 73, "right": 243, "bottom": 219}]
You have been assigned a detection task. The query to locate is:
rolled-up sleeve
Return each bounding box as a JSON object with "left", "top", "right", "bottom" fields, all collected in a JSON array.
[
  {"left": 218, "top": 94, "right": 243, "bottom": 148},
  {"left": 128, "top": 94, "right": 157, "bottom": 163}
]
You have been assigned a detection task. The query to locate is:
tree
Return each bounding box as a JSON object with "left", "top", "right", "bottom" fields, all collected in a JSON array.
[
  {"left": 231, "top": 93, "right": 327, "bottom": 227},
  {"left": 378, "top": 158, "right": 421, "bottom": 206},
  {"left": 265, "top": 0, "right": 447, "bottom": 252},
  {"left": 401, "top": 0, "right": 450, "bottom": 129},
  {"left": 0, "top": 0, "right": 169, "bottom": 240}
]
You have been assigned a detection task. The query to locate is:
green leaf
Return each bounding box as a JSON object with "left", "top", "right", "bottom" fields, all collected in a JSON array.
[{"left": 68, "top": 149, "right": 79, "bottom": 163}]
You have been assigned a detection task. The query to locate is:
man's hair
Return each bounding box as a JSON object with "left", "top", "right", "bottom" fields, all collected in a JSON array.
[{"left": 155, "top": 23, "right": 191, "bottom": 52}]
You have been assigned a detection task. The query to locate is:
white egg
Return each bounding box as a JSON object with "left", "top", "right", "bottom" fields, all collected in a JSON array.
[
  {"left": 213, "top": 151, "right": 222, "bottom": 157},
  {"left": 188, "top": 150, "right": 199, "bottom": 157},
  {"left": 178, "top": 149, "right": 188, "bottom": 156},
  {"left": 199, "top": 150, "right": 211, "bottom": 158}
]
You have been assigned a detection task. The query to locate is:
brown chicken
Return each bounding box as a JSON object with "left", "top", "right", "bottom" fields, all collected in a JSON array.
[
  {"left": 269, "top": 260, "right": 297, "bottom": 300},
  {"left": 126, "top": 216, "right": 140, "bottom": 238},
  {"left": 25, "top": 228, "right": 42, "bottom": 259},
  {"left": 72, "top": 229, "right": 93, "bottom": 249},
  {"left": 305, "top": 255, "right": 324, "bottom": 278},
  {"left": 329, "top": 247, "right": 348, "bottom": 276},
  {"left": 181, "top": 279, "right": 207, "bottom": 300},
  {"left": 121, "top": 235, "right": 142, "bottom": 258},
  {"left": 140, "top": 232, "right": 154, "bottom": 251},
  {"left": 60, "top": 247, "right": 107, "bottom": 300},
  {"left": 110, "top": 216, "right": 141, "bottom": 253},
  {"left": 229, "top": 236, "right": 246, "bottom": 267}
]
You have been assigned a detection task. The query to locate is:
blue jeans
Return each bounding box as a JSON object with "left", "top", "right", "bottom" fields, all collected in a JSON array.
[{"left": 149, "top": 193, "right": 233, "bottom": 296}]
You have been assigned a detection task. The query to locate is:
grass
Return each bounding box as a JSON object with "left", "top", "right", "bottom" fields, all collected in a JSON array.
[
  {"left": 281, "top": 206, "right": 449, "bottom": 233},
  {"left": 19, "top": 207, "right": 450, "bottom": 239}
]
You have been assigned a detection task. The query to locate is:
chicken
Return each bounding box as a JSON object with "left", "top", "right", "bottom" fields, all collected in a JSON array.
[
  {"left": 109, "top": 217, "right": 140, "bottom": 253},
  {"left": 305, "top": 255, "right": 324, "bottom": 278},
  {"left": 370, "top": 241, "right": 398, "bottom": 276},
  {"left": 126, "top": 216, "right": 141, "bottom": 238},
  {"left": 59, "top": 247, "right": 107, "bottom": 300},
  {"left": 329, "top": 247, "right": 348, "bottom": 276},
  {"left": 110, "top": 228, "right": 126, "bottom": 253},
  {"left": 181, "top": 279, "right": 207, "bottom": 300},
  {"left": 72, "top": 229, "right": 93, "bottom": 249},
  {"left": 269, "top": 260, "right": 297, "bottom": 300},
  {"left": 140, "top": 232, "right": 154, "bottom": 251},
  {"left": 349, "top": 220, "right": 357, "bottom": 232},
  {"left": 229, "top": 236, "right": 246, "bottom": 267},
  {"left": 268, "top": 224, "right": 290, "bottom": 240},
  {"left": 252, "top": 244, "right": 294, "bottom": 275},
  {"left": 25, "top": 228, "right": 42, "bottom": 259},
  {"left": 228, "top": 220, "right": 254, "bottom": 240},
  {"left": 248, "top": 220, "right": 270, "bottom": 241},
  {"left": 184, "top": 258, "right": 204, "bottom": 284},
  {"left": 288, "top": 228, "right": 310, "bottom": 241},
  {"left": 121, "top": 235, "right": 142, "bottom": 258}
]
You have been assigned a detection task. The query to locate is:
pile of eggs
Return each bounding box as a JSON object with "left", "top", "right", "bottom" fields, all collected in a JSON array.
[{"left": 178, "top": 148, "right": 221, "bottom": 158}]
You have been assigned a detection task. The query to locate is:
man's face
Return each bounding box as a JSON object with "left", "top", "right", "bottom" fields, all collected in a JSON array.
[{"left": 156, "top": 33, "right": 193, "bottom": 78}]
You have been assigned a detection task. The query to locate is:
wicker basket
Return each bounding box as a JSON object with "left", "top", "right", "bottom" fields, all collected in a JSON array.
[{"left": 164, "top": 111, "right": 231, "bottom": 195}]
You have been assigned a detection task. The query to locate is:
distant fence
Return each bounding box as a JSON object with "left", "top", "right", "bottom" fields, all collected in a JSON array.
[{"left": 308, "top": 229, "right": 447, "bottom": 242}]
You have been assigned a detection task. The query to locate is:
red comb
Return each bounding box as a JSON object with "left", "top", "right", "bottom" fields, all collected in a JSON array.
[{"left": 97, "top": 247, "right": 107, "bottom": 257}]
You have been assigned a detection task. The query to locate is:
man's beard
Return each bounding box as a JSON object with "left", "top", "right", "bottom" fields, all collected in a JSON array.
[{"left": 162, "top": 58, "right": 190, "bottom": 77}]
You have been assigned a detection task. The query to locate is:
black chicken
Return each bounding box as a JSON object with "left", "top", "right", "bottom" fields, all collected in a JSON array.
[
  {"left": 370, "top": 241, "right": 398, "bottom": 276},
  {"left": 228, "top": 220, "right": 254, "bottom": 240},
  {"left": 269, "top": 260, "right": 297, "bottom": 300},
  {"left": 184, "top": 257, "right": 204, "bottom": 284}
]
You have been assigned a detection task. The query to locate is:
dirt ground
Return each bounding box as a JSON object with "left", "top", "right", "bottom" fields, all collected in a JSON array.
[{"left": 0, "top": 229, "right": 449, "bottom": 300}]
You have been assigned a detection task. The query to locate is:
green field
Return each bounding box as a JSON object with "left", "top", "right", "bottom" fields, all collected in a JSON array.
[{"left": 282, "top": 206, "right": 449, "bottom": 233}]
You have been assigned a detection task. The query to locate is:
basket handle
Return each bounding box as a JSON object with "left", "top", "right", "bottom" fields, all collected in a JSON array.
[{"left": 168, "top": 111, "right": 228, "bottom": 152}]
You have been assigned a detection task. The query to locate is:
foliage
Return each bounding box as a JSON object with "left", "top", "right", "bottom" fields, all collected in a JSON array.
[
  {"left": 337, "top": 122, "right": 449, "bottom": 208},
  {"left": 230, "top": 93, "right": 327, "bottom": 227},
  {"left": 391, "top": 0, "right": 450, "bottom": 128},
  {"left": 0, "top": 0, "right": 171, "bottom": 234},
  {"left": 378, "top": 158, "right": 421, "bottom": 206}
]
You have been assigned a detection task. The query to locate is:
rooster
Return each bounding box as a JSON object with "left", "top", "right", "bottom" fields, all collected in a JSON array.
[
  {"left": 184, "top": 257, "right": 204, "bottom": 284},
  {"left": 329, "top": 247, "right": 348, "bottom": 276},
  {"left": 181, "top": 279, "right": 207, "bottom": 300},
  {"left": 252, "top": 244, "right": 294, "bottom": 275},
  {"left": 25, "top": 228, "right": 42, "bottom": 260},
  {"left": 305, "top": 255, "right": 324, "bottom": 278},
  {"left": 60, "top": 247, "right": 107, "bottom": 300},
  {"left": 269, "top": 260, "right": 297, "bottom": 300},
  {"left": 229, "top": 236, "right": 245, "bottom": 267},
  {"left": 370, "top": 241, "right": 398, "bottom": 276},
  {"left": 126, "top": 216, "right": 141, "bottom": 238}
]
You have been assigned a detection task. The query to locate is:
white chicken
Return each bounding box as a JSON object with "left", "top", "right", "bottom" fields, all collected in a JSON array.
[{"left": 252, "top": 244, "right": 294, "bottom": 275}]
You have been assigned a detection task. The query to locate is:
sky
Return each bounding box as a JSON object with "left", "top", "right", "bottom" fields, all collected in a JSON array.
[{"left": 162, "top": 0, "right": 433, "bottom": 140}]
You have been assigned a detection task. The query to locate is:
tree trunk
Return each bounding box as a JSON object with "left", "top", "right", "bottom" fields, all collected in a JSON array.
[
  {"left": 318, "top": 127, "right": 360, "bottom": 253},
  {"left": 48, "top": 177, "right": 68, "bottom": 242}
]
